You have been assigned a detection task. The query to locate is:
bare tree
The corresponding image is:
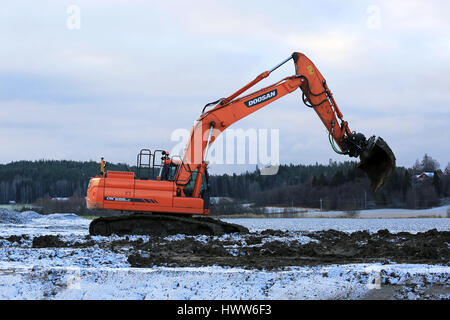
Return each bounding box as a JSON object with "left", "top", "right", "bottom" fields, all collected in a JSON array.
[{"left": 420, "top": 154, "right": 440, "bottom": 172}]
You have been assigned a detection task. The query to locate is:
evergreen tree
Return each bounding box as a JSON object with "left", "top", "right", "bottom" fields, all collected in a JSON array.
[{"left": 432, "top": 171, "right": 442, "bottom": 196}]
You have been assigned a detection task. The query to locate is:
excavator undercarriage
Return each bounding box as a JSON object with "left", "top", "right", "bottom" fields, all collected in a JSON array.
[
  {"left": 89, "top": 214, "right": 248, "bottom": 237},
  {"left": 86, "top": 52, "right": 396, "bottom": 236}
]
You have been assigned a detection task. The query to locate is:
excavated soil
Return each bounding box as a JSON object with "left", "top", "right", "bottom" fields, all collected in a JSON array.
[
  {"left": 127, "top": 229, "right": 450, "bottom": 269},
  {"left": 11, "top": 229, "right": 449, "bottom": 270},
  {"left": 32, "top": 235, "right": 68, "bottom": 248}
]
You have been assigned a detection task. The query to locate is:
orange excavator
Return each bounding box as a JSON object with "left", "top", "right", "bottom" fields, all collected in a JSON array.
[{"left": 87, "top": 52, "right": 395, "bottom": 236}]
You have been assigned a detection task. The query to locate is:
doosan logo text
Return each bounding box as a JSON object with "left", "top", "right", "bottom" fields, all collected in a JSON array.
[{"left": 245, "top": 90, "right": 277, "bottom": 107}]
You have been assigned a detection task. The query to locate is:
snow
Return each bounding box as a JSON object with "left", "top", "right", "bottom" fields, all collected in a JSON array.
[
  {"left": 0, "top": 264, "right": 447, "bottom": 300},
  {"left": 318, "top": 205, "right": 450, "bottom": 218},
  {"left": 223, "top": 217, "right": 450, "bottom": 233},
  {"left": 0, "top": 211, "right": 90, "bottom": 238},
  {"left": 0, "top": 209, "right": 42, "bottom": 224},
  {"left": 251, "top": 205, "right": 450, "bottom": 218},
  {"left": 0, "top": 209, "right": 448, "bottom": 299}
]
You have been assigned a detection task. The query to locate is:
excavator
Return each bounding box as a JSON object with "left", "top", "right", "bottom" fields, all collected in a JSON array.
[{"left": 86, "top": 52, "right": 396, "bottom": 236}]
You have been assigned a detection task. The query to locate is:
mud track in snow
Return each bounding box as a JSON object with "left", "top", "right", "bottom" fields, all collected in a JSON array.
[
  {"left": 128, "top": 228, "right": 449, "bottom": 269},
  {"left": 9, "top": 228, "right": 448, "bottom": 270}
]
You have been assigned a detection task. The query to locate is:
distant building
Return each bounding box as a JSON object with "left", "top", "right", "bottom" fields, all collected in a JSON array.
[
  {"left": 51, "top": 197, "right": 69, "bottom": 201},
  {"left": 210, "top": 197, "right": 234, "bottom": 204},
  {"left": 415, "top": 172, "right": 434, "bottom": 180}
]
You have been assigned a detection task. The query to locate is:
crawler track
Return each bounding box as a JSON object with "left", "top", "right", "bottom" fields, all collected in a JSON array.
[{"left": 89, "top": 214, "right": 249, "bottom": 237}]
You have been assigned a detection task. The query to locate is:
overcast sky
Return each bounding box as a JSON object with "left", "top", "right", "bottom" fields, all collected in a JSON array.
[{"left": 0, "top": 0, "right": 449, "bottom": 174}]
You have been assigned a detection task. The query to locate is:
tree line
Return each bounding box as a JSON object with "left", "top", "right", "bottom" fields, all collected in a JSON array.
[
  {"left": 0, "top": 155, "right": 448, "bottom": 211},
  {"left": 0, "top": 160, "right": 127, "bottom": 204},
  {"left": 210, "top": 154, "right": 449, "bottom": 210}
]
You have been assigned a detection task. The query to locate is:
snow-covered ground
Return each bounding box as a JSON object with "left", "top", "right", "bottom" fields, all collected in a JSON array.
[
  {"left": 1, "top": 264, "right": 448, "bottom": 300},
  {"left": 0, "top": 211, "right": 90, "bottom": 238},
  {"left": 223, "top": 217, "right": 450, "bottom": 233},
  {"left": 252, "top": 205, "right": 450, "bottom": 218},
  {"left": 0, "top": 209, "right": 448, "bottom": 300}
]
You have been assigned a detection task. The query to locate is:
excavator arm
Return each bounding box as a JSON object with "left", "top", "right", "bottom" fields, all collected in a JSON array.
[
  {"left": 87, "top": 51, "right": 396, "bottom": 236},
  {"left": 176, "top": 52, "right": 395, "bottom": 196}
]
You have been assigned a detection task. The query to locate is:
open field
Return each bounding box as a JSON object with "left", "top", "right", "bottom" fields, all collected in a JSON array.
[
  {"left": 218, "top": 205, "right": 450, "bottom": 219},
  {"left": 0, "top": 209, "right": 448, "bottom": 300},
  {"left": 222, "top": 217, "right": 450, "bottom": 233}
]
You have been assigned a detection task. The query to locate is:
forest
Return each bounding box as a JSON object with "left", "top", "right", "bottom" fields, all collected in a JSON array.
[
  {"left": 0, "top": 154, "right": 448, "bottom": 213},
  {"left": 210, "top": 157, "right": 449, "bottom": 211}
]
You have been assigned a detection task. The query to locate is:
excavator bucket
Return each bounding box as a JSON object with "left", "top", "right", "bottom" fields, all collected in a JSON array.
[{"left": 357, "top": 136, "right": 396, "bottom": 192}]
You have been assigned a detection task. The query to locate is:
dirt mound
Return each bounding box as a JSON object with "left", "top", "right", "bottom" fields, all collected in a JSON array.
[
  {"left": 0, "top": 209, "right": 41, "bottom": 224},
  {"left": 0, "top": 234, "right": 30, "bottom": 245},
  {"left": 89, "top": 214, "right": 249, "bottom": 236},
  {"left": 7, "top": 235, "right": 30, "bottom": 243},
  {"left": 32, "top": 235, "right": 67, "bottom": 248},
  {"left": 128, "top": 229, "right": 450, "bottom": 269}
]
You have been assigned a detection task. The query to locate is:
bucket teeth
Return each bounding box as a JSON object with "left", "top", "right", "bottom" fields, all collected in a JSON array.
[{"left": 357, "top": 136, "right": 396, "bottom": 192}]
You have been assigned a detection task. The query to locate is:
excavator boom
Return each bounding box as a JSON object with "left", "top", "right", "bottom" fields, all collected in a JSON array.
[
  {"left": 87, "top": 52, "right": 396, "bottom": 236},
  {"left": 176, "top": 52, "right": 395, "bottom": 195}
]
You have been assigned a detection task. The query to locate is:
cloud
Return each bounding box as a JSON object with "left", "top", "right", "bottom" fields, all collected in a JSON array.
[
  {"left": 284, "top": 31, "right": 362, "bottom": 68},
  {"left": 384, "top": 0, "right": 450, "bottom": 34},
  {"left": 0, "top": 0, "right": 448, "bottom": 171}
]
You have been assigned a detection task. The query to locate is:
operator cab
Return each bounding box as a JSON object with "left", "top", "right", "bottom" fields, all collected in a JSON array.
[
  {"left": 136, "top": 149, "right": 179, "bottom": 181},
  {"left": 158, "top": 152, "right": 179, "bottom": 181}
]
